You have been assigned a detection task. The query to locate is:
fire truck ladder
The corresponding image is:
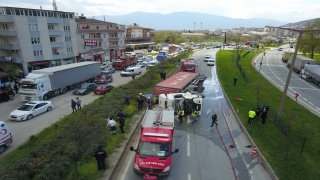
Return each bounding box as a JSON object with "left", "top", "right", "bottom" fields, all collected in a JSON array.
[{"left": 153, "top": 107, "right": 163, "bottom": 128}]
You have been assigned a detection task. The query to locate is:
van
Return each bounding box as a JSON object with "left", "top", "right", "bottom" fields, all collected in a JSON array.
[
  {"left": 120, "top": 67, "right": 142, "bottom": 76},
  {"left": 0, "top": 121, "right": 13, "bottom": 154},
  {"left": 124, "top": 52, "right": 135, "bottom": 56}
]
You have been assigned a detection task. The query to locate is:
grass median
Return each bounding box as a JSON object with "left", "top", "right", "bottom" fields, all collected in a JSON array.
[
  {"left": 216, "top": 50, "right": 320, "bottom": 179},
  {"left": 0, "top": 51, "right": 193, "bottom": 180}
]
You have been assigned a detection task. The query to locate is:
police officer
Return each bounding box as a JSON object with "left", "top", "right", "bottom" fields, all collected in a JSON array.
[
  {"left": 210, "top": 113, "right": 218, "bottom": 127},
  {"left": 117, "top": 110, "right": 125, "bottom": 119},
  {"left": 248, "top": 109, "right": 256, "bottom": 125},
  {"left": 137, "top": 93, "right": 144, "bottom": 110},
  {"left": 94, "top": 146, "right": 107, "bottom": 171},
  {"left": 178, "top": 108, "right": 184, "bottom": 123},
  {"left": 119, "top": 116, "right": 125, "bottom": 133}
]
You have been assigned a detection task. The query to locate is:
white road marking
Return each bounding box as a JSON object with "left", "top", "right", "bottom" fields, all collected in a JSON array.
[
  {"left": 309, "top": 102, "right": 314, "bottom": 105},
  {"left": 187, "top": 133, "right": 190, "bottom": 157},
  {"left": 188, "top": 174, "right": 191, "bottom": 180}
]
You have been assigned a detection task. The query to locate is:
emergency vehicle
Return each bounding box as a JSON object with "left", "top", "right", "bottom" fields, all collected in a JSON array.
[{"left": 0, "top": 121, "right": 13, "bottom": 154}]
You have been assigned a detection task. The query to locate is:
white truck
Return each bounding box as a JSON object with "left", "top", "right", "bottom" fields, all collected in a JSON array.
[
  {"left": 300, "top": 64, "right": 320, "bottom": 86},
  {"left": 287, "top": 55, "right": 317, "bottom": 73},
  {"left": 19, "top": 62, "right": 100, "bottom": 102}
]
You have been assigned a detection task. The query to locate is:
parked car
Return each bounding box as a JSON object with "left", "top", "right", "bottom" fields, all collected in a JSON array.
[
  {"left": 204, "top": 55, "right": 211, "bottom": 62},
  {"left": 93, "top": 84, "right": 114, "bottom": 95},
  {"left": 73, "top": 83, "right": 97, "bottom": 95},
  {"left": 278, "top": 48, "right": 283, "bottom": 51},
  {"left": 207, "top": 59, "right": 215, "bottom": 66},
  {"left": 102, "top": 67, "right": 115, "bottom": 74},
  {"left": 9, "top": 101, "right": 53, "bottom": 121},
  {"left": 94, "top": 74, "right": 113, "bottom": 84},
  {"left": 142, "top": 60, "right": 150, "bottom": 65},
  {"left": 136, "top": 62, "right": 146, "bottom": 68}
]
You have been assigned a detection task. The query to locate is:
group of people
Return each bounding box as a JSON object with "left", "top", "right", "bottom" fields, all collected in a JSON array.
[
  {"left": 1, "top": 80, "right": 19, "bottom": 102},
  {"left": 70, "top": 97, "right": 81, "bottom": 113},
  {"left": 248, "top": 104, "right": 269, "bottom": 125},
  {"left": 106, "top": 110, "right": 126, "bottom": 134},
  {"left": 178, "top": 108, "right": 200, "bottom": 124}
]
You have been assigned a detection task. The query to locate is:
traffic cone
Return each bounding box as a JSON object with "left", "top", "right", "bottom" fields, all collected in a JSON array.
[{"left": 251, "top": 146, "right": 257, "bottom": 157}]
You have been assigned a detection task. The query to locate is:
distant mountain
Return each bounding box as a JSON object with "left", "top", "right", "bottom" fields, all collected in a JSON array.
[
  {"left": 94, "top": 11, "right": 287, "bottom": 30},
  {"left": 282, "top": 18, "right": 320, "bottom": 28}
]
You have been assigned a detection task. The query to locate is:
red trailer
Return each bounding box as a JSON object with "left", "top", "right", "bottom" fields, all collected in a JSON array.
[{"left": 154, "top": 72, "right": 199, "bottom": 95}]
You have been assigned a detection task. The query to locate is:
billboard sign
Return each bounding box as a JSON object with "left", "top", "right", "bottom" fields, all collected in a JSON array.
[{"left": 84, "top": 39, "right": 98, "bottom": 47}]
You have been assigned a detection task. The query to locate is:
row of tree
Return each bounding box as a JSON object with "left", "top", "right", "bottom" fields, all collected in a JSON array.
[{"left": 299, "top": 19, "right": 320, "bottom": 59}]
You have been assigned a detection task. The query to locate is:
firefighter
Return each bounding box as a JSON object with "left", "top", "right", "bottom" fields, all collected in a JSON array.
[{"left": 178, "top": 108, "right": 185, "bottom": 123}]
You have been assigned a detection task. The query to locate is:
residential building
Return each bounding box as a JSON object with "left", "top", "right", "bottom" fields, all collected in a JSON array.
[
  {"left": 0, "top": 6, "right": 78, "bottom": 75},
  {"left": 125, "top": 23, "right": 155, "bottom": 51},
  {"left": 75, "top": 16, "right": 125, "bottom": 62}
]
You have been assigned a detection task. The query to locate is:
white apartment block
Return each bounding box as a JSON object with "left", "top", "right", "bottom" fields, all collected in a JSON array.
[{"left": 0, "top": 7, "right": 78, "bottom": 75}]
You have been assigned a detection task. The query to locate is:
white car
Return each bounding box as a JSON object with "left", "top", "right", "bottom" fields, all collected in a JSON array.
[
  {"left": 204, "top": 55, "right": 211, "bottom": 62},
  {"left": 9, "top": 101, "right": 53, "bottom": 121},
  {"left": 207, "top": 59, "right": 215, "bottom": 66}
]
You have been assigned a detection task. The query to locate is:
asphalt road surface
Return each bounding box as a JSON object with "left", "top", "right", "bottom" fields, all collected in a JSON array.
[
  {"left": 0, "top": 67, "right": 147, "bottom": 156},
  {"left": 112, "top": 49, "right": 272, "bottom": 180},
  {"left": 255, "top": 45, "right": 320, "bottom": 116}
]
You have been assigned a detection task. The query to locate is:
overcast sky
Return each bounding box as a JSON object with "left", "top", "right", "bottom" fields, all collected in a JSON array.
[{"left": 1, "top": 0, "right": 320, "bottom": 23}]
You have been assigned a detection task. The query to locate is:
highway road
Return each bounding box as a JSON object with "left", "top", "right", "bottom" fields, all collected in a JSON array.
[
  {"left": 0, "top": 66, "right": 148, "bottom": 156},
  {"left": 112, "top": 49, "right": 272, "bottom": 180},
  {"left": 255, "top": 45, "right": 320, "bottom": 116}
]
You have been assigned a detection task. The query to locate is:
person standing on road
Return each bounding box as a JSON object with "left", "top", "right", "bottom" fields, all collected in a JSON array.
[
  {"left": 94, "top": 146, "right": 107, "bottom": 171},
  {"left": 131, "top": 72, "right": 136, "bottom": 80},
  {"left": 248, "top": 109, "right": 256, "bottom": 125},
  {"left": 71, "top": 99, "right": 77, "bottom": 113},
  {"left": 260, "top": 108, "right": 268, "bottom": 124},
  {"left": 14, "top": 83, "right": 18, "bottom": 94},
  {"left": 178, "top": 108, "right": 185, "bottom": 123},
  {"left": 76, "top": 97, "right": 81, "bottom": 110},
  {"left": 210, "top": 113, "right": 218, "bottom": 127},
  {"left": 191, "top": 109, "right": 197, "bottom": 124}
]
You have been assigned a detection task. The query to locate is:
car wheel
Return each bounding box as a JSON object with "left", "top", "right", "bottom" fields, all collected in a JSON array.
[
  {"left": 110, "top": 78, "right": 113, "bottom": 82},
  {"left": 47, "top": 106, "right": 52, "bottom": 112},
  {"left": 43, "top": 94, "right": 49, "bottom": 100},
  {"left": 85, "top": 91, "right": 88, "bottom": 95},
  {"left": 0, "top": 145, "right": 6, "bottom": 154},
  {"left": 27, "top": 114, "right": 33, "bottom": 120}
]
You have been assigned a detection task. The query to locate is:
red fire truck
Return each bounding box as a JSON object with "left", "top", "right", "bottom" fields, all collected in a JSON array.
[{"left": 181, "top": 60, "right": 197, "bottom": 73}]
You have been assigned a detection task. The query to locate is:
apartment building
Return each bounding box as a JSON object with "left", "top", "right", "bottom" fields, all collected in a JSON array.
[
  {"left": 75, "top": 16, "right": 125, "bottom": 62},
  {"left": 0, "top": 6, "right": 78, "bottom": 75},
  {"left": 125, "top": 23, "right": 155, "bottom": 51}
]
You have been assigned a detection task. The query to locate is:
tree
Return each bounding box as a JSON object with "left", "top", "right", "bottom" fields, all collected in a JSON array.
[
  {"left": 5, "top": 63, "right": 21, "bottom": 77},
  {"left": 232, "top": 34, "right": 247, "bottom": 66},
  {"left": 300, "top": 19, "right": 320, "bottom": 59},
  {"left": 61, "top": 113, "right": 107, "bottom": 178}
]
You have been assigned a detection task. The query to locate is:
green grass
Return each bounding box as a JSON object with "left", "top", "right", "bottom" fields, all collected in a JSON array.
[{"left": 217, "top": 50, "right": 320, "bottom": 180}]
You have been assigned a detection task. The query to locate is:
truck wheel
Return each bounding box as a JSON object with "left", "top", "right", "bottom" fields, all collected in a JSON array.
[
  {"left": 61, "top": 88, "right": 67, "bottom": 94},
  {"left": 43, "top": 94, "right": 49, "bottom": 100},
  {"left": 0, "top": 145, "right": 6, "bottom": 154},
  {"left": 27, "top": 114, "right": 33, "bottom": 120}
]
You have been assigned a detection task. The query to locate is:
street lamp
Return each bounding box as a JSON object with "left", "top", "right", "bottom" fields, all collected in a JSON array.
[{"left": 266, "top": 26, "right": 320, "bottom": 120}]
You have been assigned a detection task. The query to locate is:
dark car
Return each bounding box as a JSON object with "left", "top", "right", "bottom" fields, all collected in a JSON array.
[
  {"left": 73, "top": 83, "right": 97, "bottom": 95},
  {"left": 94, "top": 74, "right": 113, "bottom": 84},
  {"left": 93, "top": 84, "right": 114, "bottom": 95}
]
